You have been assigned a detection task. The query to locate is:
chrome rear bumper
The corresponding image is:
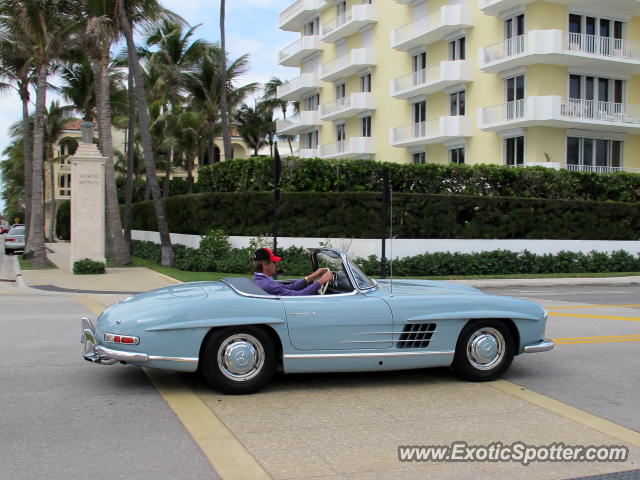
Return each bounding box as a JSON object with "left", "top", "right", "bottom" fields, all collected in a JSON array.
[{"left": 523, "top": 339, "right": 555, "bottom": 353}]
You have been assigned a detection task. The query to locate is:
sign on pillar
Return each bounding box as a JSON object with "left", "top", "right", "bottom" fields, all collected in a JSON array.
[{"left": 70, "top": 121, "right": 106, "bottom": 269}]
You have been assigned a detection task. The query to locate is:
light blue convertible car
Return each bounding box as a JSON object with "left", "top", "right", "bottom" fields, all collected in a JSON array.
[{"left": 82, "top": 248, "right": 553, "bottom": 394}]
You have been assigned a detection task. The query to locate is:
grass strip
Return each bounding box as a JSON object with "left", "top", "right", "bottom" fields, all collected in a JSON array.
[{"left": 18, "top": 256, "right": 58, "bottom": 270}]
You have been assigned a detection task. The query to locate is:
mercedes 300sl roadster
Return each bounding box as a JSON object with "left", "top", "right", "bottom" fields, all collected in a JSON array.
[{"left": 82, "top": 248, "right": 553, "bottom": 394}]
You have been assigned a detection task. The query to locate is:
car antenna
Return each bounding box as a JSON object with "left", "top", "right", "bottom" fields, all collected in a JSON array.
[{"left": 389, "top": 184, "right": 394, "bottom": 297}]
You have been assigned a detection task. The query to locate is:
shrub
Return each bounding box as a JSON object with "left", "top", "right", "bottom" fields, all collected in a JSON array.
[
  {"left": 56, "top": 200, "right": 71, "bottom": 240},
  {"left": 73, "top": 258, "right": 106, "bottom": 274}
]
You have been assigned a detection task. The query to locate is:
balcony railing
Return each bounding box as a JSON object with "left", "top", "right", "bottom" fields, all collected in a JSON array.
[
  {"left": 277, "top": 73, "right": 319, "bottom": 100},
  {"left": 279, "top": 0, "right": 326, "bottom": 30},
  {"left": 321, "top": 4, "right": 376, "bottom": 42},
  {"left": 276, "top": 110, "right": 321, "bottom": 134},
  {"left": 278, "top": 36, "right": 321, "bottom": 65},
  {"left": 565, "top": 33, "right": 640, "bottom": 61},
  {"left": 481, "top": 100, "right": 526, "bottom": 125},
  {"left": 319, "top": 137, "right": 375, "bottom": 158},
  {"left": 318, "top": 92, "right": 375, "bottom": 120},
  {"left": 560, "top": 98, "right": 640, "bottom": 124},
  {"left": 319, "top": 48, "right": 376, "bottom": 82},
  {"left": 392, "top": 120, "right": 437, "bottom": 144},
  {"left": 563, "top": 164, "right": 639, "bottom": 174},
  {"left": 483, "top": 35, "right": 526, "bottom": 63},
  {"left": 391, "top": 5, "right": 472, "bottom": 50}
]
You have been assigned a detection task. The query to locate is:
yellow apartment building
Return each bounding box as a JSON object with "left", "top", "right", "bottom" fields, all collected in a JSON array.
[{"left": 275, "top": 0, "right": 640, "bottom": 172}]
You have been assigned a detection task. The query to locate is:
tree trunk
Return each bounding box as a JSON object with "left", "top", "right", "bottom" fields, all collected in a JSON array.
[
  {"left": 24, "top": 64, "right": 48, "bottom": 266},
  {"left": 119, "top": 0, "right": 174, "bottom": 267},
  {"left": 163, "top": 149, "right": 172, "bottom": 198},
  {"left": 124, "top": 70, "right": 136, "bottom": 251},
  {"left": 94, "top": 51, "right": 130, "bottom": 265},
  {"left": 187, "top": 157, "right": 193, "bottom": 194},
  {"left": 48, "top": 153, "right": 56, "bottom": 242},
  {"left": 19, "top": 80, "right": 32, "bottom": 238},
  {"left": 219, "top": 0, "right": 232, "bottom": 160}
]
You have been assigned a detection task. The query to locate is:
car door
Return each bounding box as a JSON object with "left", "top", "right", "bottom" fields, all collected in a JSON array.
[{"left": 282, "top": 293, "right": 393, "bottom": 351}]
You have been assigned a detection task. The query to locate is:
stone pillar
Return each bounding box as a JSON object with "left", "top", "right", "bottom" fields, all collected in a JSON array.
[{"left": 70, "top": 122, "right": 106, "bottom": 269}]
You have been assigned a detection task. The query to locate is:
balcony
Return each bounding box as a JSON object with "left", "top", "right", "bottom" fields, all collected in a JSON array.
[
  {"left": 390, "top": 116, "right": 472, "bottom": 148},
  {"left": 279, "top": 0, "right": 327, "bottom": 32},
  {"left": 390, "top": 5, "right": 473, "bottom": 52},
  {"left": 321, "top": 4, "right": 377, "bottom": 43},
  {"left": 478, "top": 96, "right": 640, "bottom": 134},
  {"left": 480, "top": 30, "right": 640, "bottom": 75},
  {"left": 480, "top": 0, "right": 640, "bottom": 17},
  {"left": 277, "top": 73, "right": 321, "bottom": 101},
  {"left": 390, "top": 60, "right": 473, "bottom": 99},
  {"left": 298, "top": 148, "right": 320, "bottom": 158},
  {"left": 319, "top": 137, "right": 375, "bottom": 159},
  {"left": 318, "top": 92, "right": 376, "bottom": 121},
  {"left": 562, "top": 164, "right": 640, "bottom": 174},
  {"left": 276, "top": 111, "right": 322, "bottom": 135},
  {"left": 279, "top": 36, "right": 323, "bottom": 67},
  {"left": 319, "top": 48, "right": 376, "bottom": 82}
]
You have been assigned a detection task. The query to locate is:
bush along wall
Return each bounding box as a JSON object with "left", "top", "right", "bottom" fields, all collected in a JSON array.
[
  {"left": 128, "top": 191, "right": 640, "bottom": 240},
  {"left": 131, "top": 239, "right": 640, "bottom": 276},
  {"left": 196, "top": 157, "right": 640, "bottom": 203},
  {"left": 56, "top": 199, "right": 70, "bottom": 240}
]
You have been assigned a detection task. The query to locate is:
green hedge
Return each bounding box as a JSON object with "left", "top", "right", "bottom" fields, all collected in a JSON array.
[
  {"left": 196, "top": 157, "right": 640, "bottom": 202},
  {"left": 128, "top": 191, "right": 640, "bottom": 240},
  {"left": 131, "top": 240, "right": 640, "bottom": 276},
  {"left": 56, "top": 200, "right": 71, "bottom": 241}
]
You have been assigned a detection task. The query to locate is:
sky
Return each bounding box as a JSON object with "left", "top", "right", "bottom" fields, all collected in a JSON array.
[{"left": 0, "top": 0, "right": 297, "bottom": 214}]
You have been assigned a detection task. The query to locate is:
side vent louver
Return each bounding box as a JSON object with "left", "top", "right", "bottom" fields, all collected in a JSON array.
[{"left": 396, "top": 323, "right": 436, "bottom": 349}]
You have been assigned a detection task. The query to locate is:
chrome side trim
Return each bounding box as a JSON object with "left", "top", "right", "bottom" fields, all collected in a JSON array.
[
  {"left": 523, "top": 339, "right": 554, "bottom": 353},
  {"left": 340, "top": 338, "right": 438, "bottom": 344},
  {"left": 355, "top": 330, "right": 438, "bottom": 335},
  {"left": 284, "top": 350, "right": 454, "bottom": 359},
  {"left": 94, "top": 346, "right": 198, "bottom": 363}
]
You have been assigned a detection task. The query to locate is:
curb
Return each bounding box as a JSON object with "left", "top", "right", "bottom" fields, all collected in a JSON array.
[{"left": 453, "top": 277, "right": 640, "bottom": 288}]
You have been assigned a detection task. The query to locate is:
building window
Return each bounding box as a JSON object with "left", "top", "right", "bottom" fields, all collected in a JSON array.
[
  {"left": 412, "top": 51, "right": 426, "bottom": 85},
  {"left": 304, "top": 93, "right": 320, "bottom": 111},
  {"left": 304, "top": 17, "right": 320, "bottom": 36},
  {"left": 504, "top": 13, "right": 525, "bottom": 55},
  {"left": 336, "top": 123, "right": 346, "bottom": 142},
  {"left": 449, "top": 91, "right": 465, "bottom": 116},
  {"left": 449, "top": 37, "right": 466, "bottom": 60},
  {"left": 361, "top": 116, "right": 372, "bottom": 137},
  {"left": 336, "top": 0, "right": 347, "bottom": 21},
  {"left": 567, "top": 137, "right": 622, "bottom": 171},
  {"left": 568, "top": 74, "right": 624, "bottom": 103},
  {"left": 58, "top": 174, "right": 71, "bottom": 196},
  {"left": 412, "top": 152, "right": 426, "bottom": 164},
  {"left": 450, "top": 147, "right": 465, "bottom": 164},
  {"left": 336, "top": 83, "right": 346, "bottom": 100},
  {"left": 303, "top": 130, "right": 319, "bottom": 149},
  {"left": 360, "top": 73, "right": 371, "bottom": 93},
  {"left": 505, "top": 136, "right": 524, "bottom": 166},
  {"left": 505, "top": 75, "right": 525, "bottom": 119}
]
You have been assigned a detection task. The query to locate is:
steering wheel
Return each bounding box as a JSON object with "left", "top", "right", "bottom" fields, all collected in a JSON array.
[{"left": 317, "top": 271, "right": 335, "bottom": 295}]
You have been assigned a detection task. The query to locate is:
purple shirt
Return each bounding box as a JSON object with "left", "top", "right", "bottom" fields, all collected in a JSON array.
[{"left": 253, "top": 273, "right": 321, "bottom": 296}]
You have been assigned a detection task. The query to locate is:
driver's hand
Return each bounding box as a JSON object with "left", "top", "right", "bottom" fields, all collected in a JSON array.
[
  {"left": 310, "top": 268, "right": 328, "bottom": 280},
  {"left": 317, "top": 271, "right": 333, "bottom": 285}
]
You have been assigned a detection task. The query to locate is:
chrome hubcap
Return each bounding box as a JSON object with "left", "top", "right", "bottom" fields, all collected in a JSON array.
[
  {"left": 217, "top": 334, "right": 264, "bottom": 382},
  {"left": 467, "top": 327, "right": 505, "bottom": 370}
]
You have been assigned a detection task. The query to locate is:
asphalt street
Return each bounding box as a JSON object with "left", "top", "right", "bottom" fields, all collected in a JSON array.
[
  {"left": 483, "top": 285, "right": 640, "bottom": 433},
  {"left": 0, "top": 266, "right": 217, "bottom": 479}
]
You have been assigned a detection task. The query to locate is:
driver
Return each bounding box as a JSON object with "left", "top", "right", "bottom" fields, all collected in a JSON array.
[{"left": 251, "top": 247, "right": 333, "bottom": 296}]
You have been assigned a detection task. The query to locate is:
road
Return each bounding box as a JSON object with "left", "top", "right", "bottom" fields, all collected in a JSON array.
[{"left": 484, "top": 285, "right": 640, "bottom": 433}]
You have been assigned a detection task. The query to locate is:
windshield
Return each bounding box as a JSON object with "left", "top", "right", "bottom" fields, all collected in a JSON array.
[
  {"left": 9, "top": 227, "right": 24, "bottom": 235},
  {"left": 348, "top": 260, "right": 376, "bottom": 290}
]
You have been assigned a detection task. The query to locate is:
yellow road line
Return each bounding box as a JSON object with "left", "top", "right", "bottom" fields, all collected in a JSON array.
[
  {"left": 550, "top": 312, "right": 640, "bottom": 322},
  {"left": 74, "top": 293, "right": 269, "bottom": 479},
  {"left": 146, "top": 370, "right": 271, "bottom": 480},
  {"left": 490, "top": 380, "right": 640, "bottom": 449},
  {"left": 546, "top": 305, "right": 640, "bottom": 309}
]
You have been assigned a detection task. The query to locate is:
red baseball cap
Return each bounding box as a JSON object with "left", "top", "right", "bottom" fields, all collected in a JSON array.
[{"left": 251, "top": 247, "right": 282, "bottom": 263}]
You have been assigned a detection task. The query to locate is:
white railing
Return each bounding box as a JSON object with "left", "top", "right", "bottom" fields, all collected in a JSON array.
[
  {"left": 482, "top": 100, "right": 526, "bottom": 124},
  {"left": 319, "top": 97, "right": 351, "bottom": 117},
  {"left": 392, "top": 119, "right": 440, "bottom": 143},
  {"left": 560, "top": 99, "right": 640, "bottom": 124},
  {"left": 483, "top": 35, "right": 526, "bottom": 62},
  {"left": 279, "top": 0, "right": 324, "bottom": 26},
  {"left": 563, "top": 164, "right": 634, "bottom": 173},
  {"left": 277, "top": 73, "right": 317, "bottom": 98},
  {"left": 322, "top": 12, "right": 350, "bottom": 36},
  {"left": 393, "top": 9, "right": 443, "bottom": 44},
  {"left": 279, "top": 36, "right": 317, "bottom": 62},
  {"left": 393, "top": 68, "right": 429, "bottom": 92},
  {"left": 565, "top": 33, "right": 640, "bottom": 61},
  {"left": 319, "top": 140, "right": 348, "bottom": 157}
]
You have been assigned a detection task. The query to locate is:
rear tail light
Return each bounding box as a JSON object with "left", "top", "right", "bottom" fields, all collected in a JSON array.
[
  {"left": 104, "top": 332, "right": 140, "bottom": 345},
  {"left": 5, "top": 238, "right": 15, "bottom": 242}
]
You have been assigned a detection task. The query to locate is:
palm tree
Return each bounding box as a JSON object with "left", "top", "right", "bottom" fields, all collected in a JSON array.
[
  {"left": 0, "top": 139, "right": 26, "bottom": 220},
  {"left": 235, "top": 103, "right": 272, "bottom": 156},
  {"left": 3, "top": 0, "right": 80, "bottom": 266},
  {"left": 58, "top": 60, "right": 96, "bottom": 122},
  {"left": 219, "top": 0, "right": 232, "bottom": 161},
  {"left": 0, "top": 16, "right": 34, "bottom": 240},
  {"left": 263, "top": 76, "right": 297, "bottom": 156},
  {"left": 118, "top": 0, "right": 174, "bottom": 267},
  {"left": 173, "top": 109, "right": 203, "bottom": 194}
]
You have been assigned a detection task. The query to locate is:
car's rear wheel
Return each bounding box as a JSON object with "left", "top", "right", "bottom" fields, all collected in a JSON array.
[
  {"left": 452, "top": 319, "right": 514, "bottom": 382},
  {"left": 201, "top": 326, "right": 276, "bottom": 394}
]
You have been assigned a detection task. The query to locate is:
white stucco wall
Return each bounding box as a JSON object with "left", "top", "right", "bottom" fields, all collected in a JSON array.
[{"left": 131, "top": 231, "right": 640, "bottom": 259}]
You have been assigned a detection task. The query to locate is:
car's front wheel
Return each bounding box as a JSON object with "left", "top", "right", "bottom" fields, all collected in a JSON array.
[
  {"left": 201, "top": 326, "right": 277, "bottom": 394},
  {"left": 452, "top": 319, "right": 515, "bottom": 382}
]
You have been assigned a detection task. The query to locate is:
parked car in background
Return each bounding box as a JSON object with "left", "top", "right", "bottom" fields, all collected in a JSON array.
[
  {"left": 81, "top": 248, "right": 553, "bottom": 394},
  {"left": 4, "top": 226, "right": 26, "bottom": 255},
  {"left": 0, "top": 225, "right": 8, "bottom": 234}
]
